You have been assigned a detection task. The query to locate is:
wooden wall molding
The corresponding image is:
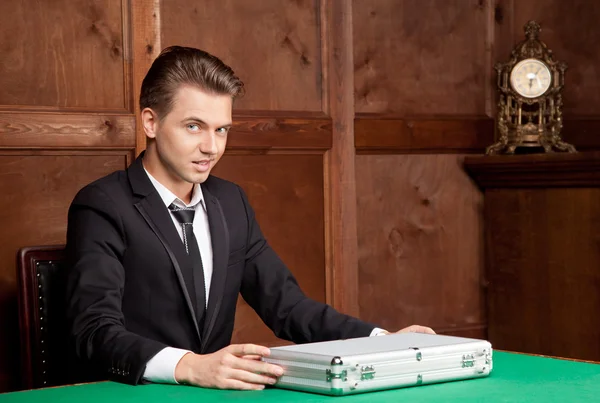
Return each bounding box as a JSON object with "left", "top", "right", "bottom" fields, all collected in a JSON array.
[
  {"left": 0, "top": 149, "right": 136, "bottom": 170},
  {"left": 355, "top": 115, "right": 600, "bottom": 155},
  {"left": 0, "top": 113, "right": 135, "bottom": 149},
  {"left": 464, "top": 151, "right": 600, "bottom": 188},
  {"left": 0, "top": 106, "right": 133, "bottom": 114},
  {"left": 322, "top": 0, "right": 360, "bottom": 316},
  {"left": 355, "top": 114, "right": 495, "bottom": 154},
  {"left": 227, "top": 114, "right": 332, "bottom": 151},
  {"left": 0, "top": 149, "right": 134, "bottom": 156},
  {"left": 131, "top": 0, "right": 161, "bottom": 156}
]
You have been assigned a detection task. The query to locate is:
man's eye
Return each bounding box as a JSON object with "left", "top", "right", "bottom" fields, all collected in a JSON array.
[
  {"left": 187, "top": 124, "right": 200, "bottom": 131},
  {"left": 216, "top": 127, "right": 229, "bottom": 134}
]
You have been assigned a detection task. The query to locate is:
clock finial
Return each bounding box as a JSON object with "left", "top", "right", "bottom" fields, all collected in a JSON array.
[{"left": 524, "top": 20, "right": 541, "bottom": 40}]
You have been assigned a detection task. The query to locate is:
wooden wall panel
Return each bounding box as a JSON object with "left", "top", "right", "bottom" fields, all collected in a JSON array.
[
  {"left": 160, "top": 0, "right": 323, "bottom": 112},
  {"left": 211, "top": 154, "right": 326, "bottom": 345},
  {"left": 353, "top": 1, "right": 490, "bottom": 338},
  {"left": 0, "top": 0, "right": 129, "bottom": 111},
  {"left": 485, "top": 187, "right": 600, "bottom": 360},
  {"left": 356, "top": 154, "right": 485, "bottom": 335},
  {"left": 0, "top": 153, "right": 130, "bottom": 391},
  {"left": 353, "top": 0, "right": 490, "bottom": 115}
]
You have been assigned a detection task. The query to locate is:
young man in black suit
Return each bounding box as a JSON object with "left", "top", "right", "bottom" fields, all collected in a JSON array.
[{"left": 65, "top": 46, "right": 434, "bottom": 390}]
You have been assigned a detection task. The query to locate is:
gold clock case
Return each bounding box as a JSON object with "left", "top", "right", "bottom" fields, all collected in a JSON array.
[{"left": 486, "top": 21, "right": 576, "bottom": 155}]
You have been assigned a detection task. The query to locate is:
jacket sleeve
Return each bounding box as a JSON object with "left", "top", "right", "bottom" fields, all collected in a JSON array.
[
  {"left": 237, "top": 186, "right": 376, "bottom": 343},
  {"left": 65, "top": 184, "right": 167, "bottom": 385}
]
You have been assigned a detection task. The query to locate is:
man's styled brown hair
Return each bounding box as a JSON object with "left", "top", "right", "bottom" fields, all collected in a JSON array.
[{"left": 139, "top": 46, "right": 244, "bottom": 119}]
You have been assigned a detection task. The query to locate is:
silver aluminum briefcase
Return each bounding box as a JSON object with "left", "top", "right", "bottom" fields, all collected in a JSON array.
[{"left": 263, "top": 333, "right": 493, "bottom": 396}]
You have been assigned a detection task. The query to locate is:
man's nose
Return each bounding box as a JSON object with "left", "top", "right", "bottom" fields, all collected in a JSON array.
[{"left": 200, "top": 131, "right": 218, "bottom": 155}]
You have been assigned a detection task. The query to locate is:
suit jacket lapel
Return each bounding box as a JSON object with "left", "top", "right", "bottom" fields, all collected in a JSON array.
[
  {"left": 128, "top": 154, "right": 202, "bottom": 343},
  {"left": 201, "top": 185, "right": 229, "bottom": 350}
]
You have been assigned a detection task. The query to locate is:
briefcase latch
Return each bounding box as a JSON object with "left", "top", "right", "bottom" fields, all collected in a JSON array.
[
  {"left": 462, "top": 353, "right": 476, "bottom": 368},
  {"left": 326, "top": 369, "right": 348, "bottom": 382},
  {"left": 360, "top": 365, "right": 376, "bottom": 380},
  {"left": 410, "top": 347, "right": 422, "bottom": 361}
]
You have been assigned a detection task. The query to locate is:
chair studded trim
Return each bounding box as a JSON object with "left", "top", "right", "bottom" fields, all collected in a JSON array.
[{"left": 18, "top": 246, "right": 69, "bottom": 390}]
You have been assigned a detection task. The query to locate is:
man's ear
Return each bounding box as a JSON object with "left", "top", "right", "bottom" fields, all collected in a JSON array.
[{"left": 141, "top": 108, "right": 159, "bottom": 139}]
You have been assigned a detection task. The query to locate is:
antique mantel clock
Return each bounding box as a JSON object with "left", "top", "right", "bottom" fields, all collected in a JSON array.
[{"left": 486, "top": 21, "right": 576, "bottom": 155}]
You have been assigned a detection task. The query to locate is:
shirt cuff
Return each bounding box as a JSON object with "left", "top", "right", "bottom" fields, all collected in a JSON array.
[
  {"left": 369, "top": 327, "right": 389, "bottom": 336},
  {"left": 143, "top": 347, "right": 191, "bottom": 384}
]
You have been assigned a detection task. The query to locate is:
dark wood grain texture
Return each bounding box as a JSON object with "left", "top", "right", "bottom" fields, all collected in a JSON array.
[
  {"left": 322, "top": 0, "right": 360, "bottom": 316},
  {"left": 228, "top": 114, "right": 331, "bottom": 151},
  {"left": 0, "top": 153, "right": 129, "bottom": 392},
  {"left": 355, "top": 115, "right": 494, "bottom": 153},
  {"left": 0, "top": 113, "right": 135, "bottom": 148},
  {"left": 356, "top": 154, "right": 486, "bottom": 334},
  {"left": 464, "top": 152, "right": 600, "bottom": 188},
  {"left": 353, "top": 0, "right": 489, "bottom": 115},
  {"left": 484, "top": 187, "right": 600, "bottom": 360},
  {"left": 560, "top": 119, "right": 600, "bottom": 151},
  {"left": 211, "top": 154, "right": 326, "bottom": 346},
  {"left": 0, "top": 0, "right": 129, "bottom": 111},
  {"left": 160, "top": 0, "right": 323, "bottom": 112},
  {"left": 131, "top": 0, "right": 161, "bottom": 155}
]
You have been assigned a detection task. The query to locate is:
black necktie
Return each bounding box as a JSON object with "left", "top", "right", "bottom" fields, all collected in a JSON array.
[{"left": 169, "top": 203, "right": 206, "bottom": 325}]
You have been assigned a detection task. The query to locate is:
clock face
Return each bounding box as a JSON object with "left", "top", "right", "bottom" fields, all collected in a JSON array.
[{"left": 510, "top": 58, "right": 552, "bottom": 98}]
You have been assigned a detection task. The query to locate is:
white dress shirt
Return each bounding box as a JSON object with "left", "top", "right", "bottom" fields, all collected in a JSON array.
[{"left": 141, "top": 168, "right": 385, "bottom": 384}]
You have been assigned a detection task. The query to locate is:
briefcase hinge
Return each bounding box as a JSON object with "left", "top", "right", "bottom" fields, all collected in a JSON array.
[
  {"left": 462, "top": 353, "right": 476, "bottom": 368},
  {"left": 326, "top": 369, "right": 348, "bottom": 382},
  {"left": 360, "top": 365, "right": 376, "bottom": 380}
]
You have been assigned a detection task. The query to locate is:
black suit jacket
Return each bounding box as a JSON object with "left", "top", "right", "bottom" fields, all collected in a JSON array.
[{"left": 65, "top": 154, "right": 375, "bottom": 385}]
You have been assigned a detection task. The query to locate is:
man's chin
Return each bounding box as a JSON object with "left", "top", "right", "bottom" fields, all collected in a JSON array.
[{"left": 185, "top": 171, "right": 211, "bottom": 184}]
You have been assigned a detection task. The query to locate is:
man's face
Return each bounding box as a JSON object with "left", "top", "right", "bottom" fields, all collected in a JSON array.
[{"left": 147, "top": 85, "right": 232, "bottom": 186}]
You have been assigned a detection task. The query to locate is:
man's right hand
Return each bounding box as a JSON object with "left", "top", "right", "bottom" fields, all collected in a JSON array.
[{"left": 174, "top": 344, "right": 284, "bottom": 390}]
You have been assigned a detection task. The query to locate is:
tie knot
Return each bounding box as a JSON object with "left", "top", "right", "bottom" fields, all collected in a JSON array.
[{"left": 169, "top": 204, "right": 195, "bottom": 224}]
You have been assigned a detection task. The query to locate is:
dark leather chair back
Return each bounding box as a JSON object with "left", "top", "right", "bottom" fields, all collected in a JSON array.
[{"left": 17, "top": 245, "right": 69, "bottom": 390}]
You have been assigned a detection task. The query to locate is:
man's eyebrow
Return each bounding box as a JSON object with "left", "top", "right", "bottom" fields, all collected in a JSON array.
[{"left": 182, "top": 116, "right": 207, "bottom": 124}]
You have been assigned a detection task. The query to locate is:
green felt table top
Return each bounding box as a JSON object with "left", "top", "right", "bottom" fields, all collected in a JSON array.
[{"left": 1, "top": 352, "right": 599, "bottom": 402}]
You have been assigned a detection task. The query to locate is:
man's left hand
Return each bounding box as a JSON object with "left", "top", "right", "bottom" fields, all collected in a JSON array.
[
  {"left": 396, "top": 324, "right": 435, "bottom": 334},
  {"left": 378, "top": 325, "right": 436, "bottom": 335}
]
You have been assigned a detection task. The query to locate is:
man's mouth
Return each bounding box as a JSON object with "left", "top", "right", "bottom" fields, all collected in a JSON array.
[{"left": 192, "top": 160, "right": 212, "bottom": 172}]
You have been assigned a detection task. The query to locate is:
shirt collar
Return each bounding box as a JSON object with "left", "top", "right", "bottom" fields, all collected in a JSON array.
[{"left": 143, "top": 167, "right": 205, "bottom": 211}]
